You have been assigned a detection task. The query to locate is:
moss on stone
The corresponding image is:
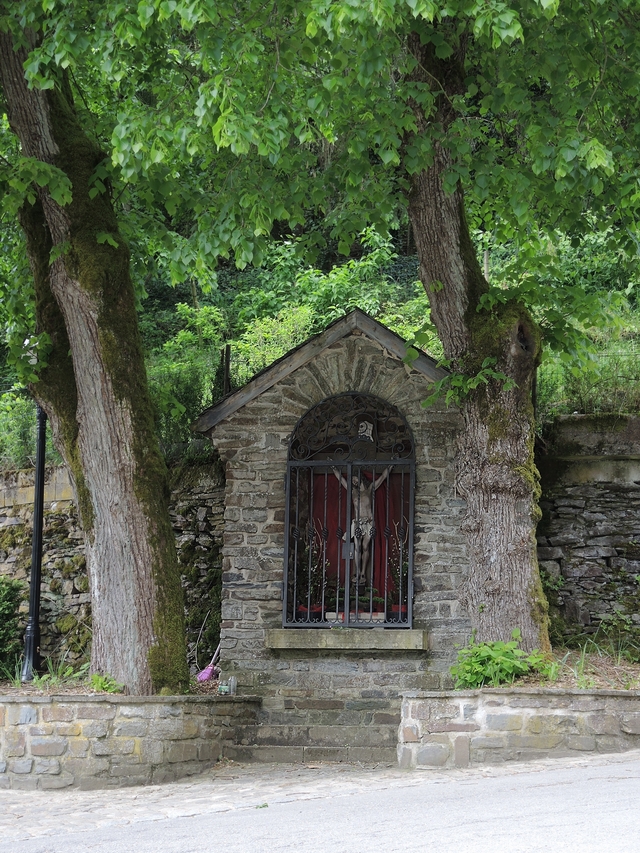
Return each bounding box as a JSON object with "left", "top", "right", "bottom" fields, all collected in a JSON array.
[
  {"left": 168, "top": 453, "right": 224, "bottom": 491},
  {"left": 0, "top": 528, "right": 19, "bottom": 551},
  {"left": 56, "top": 613, "right": 77, "bottom": 634},
  {"left": 529, "top": 568, "right": 551, "bottom": 652},
  {"left": 75, "top": 575, "right": 89, "bottom": 593},
  {"left": 582, "top": 413, "right": 629, "bottom": 432},
  {"left": 61, "top": 560, "right": 79, "bottom": 578}
]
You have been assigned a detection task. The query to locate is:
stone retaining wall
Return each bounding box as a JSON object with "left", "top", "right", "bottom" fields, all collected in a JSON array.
[
  {"left": 0, "top": 694, "right": 260, "bottom": 789},
  {"left": 0, "top": 460, "right": 225, "bottom": 667},
  {"left": 399, "top": 688, "right": 640, "bottom": 769},
  {"left": 537, "top": 415, "right": 640, "bottom": 636}
]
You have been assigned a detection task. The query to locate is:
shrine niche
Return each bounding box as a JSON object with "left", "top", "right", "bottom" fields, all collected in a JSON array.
[
  {"left": 193, "top": 309, "right": 468, "bottom": 762},
  {"left": 284, "top": 393, "right": 414, "bottom": 627}
]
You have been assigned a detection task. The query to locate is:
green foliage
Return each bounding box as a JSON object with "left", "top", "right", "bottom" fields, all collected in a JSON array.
[
  {"left": 479, "top": 233, "right": 631, "bottom": 364},
  {"left": 421, "top": 356, "right": 516, "bottom": 409},
  {"left": 229, "top": 229, "right": 398, "bottom": 332},
  {"left": 0, "top": 0, "right": 638, "bottom": 446},
  {"left": 231, "top": 306, "right": 315, "bottom": 387},
  {"left": 89, "top": 672, "right": 124, "bottom": 693},
  {"left": 539, "top": 567, "right": 565, "bottom": 596},
  {"left": 591, "top": 614, "right": 640, "bottom": 665},
  {"left": 225, "top": 230, "right": 434, "bottom": 388},
  {"left": 379, "top": 291, "right": 440, "bottom": 356},
  {"left": 290, "top": 230, "right": 398, "bottom": 331},
  {"left": 451, "top": 629, "right": 551, "bottom": 688},
  {"left": 537, "top": 328, "right": 640, "bottom": 421},
  {"left": 30, "top": 658, "right": 89, "bottom": 688},
  {"left": 146, "top": 304, "right": 224, "bottom": 453},
  {"left": 0, "top": 0, "right": 638, "bottom": 356},
  {"left": 0, "top": 389, "right": 61, "bottom": 471},
  {"left": 0, "top": 656, "right": 23, "bottom": 687},
  {"left": 0, "top": 575, "right": 24, "bottom": 671},
  {"left": 13, "top": 656, "right": 122, "bottom": 692}
]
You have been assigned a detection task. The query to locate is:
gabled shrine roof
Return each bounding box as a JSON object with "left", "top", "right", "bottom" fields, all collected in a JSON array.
[{"left": 192, "top": 308, "right": 446, "bottom": 434}]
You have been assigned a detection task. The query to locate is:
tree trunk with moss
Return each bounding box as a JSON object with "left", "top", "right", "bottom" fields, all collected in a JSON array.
[
  {"left": 0, "top": 33, "right": 189, "bottom": 694},
  {"left": 406, "top": 33, "right": 549, "bottom": 652}
]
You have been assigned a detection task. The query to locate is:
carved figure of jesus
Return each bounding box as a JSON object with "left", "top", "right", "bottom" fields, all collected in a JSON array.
[{"left": 332, "top": 467, "right": 391, "bottom": 585}]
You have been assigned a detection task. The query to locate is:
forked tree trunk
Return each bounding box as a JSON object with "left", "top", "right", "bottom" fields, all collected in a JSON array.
[
  {"left": 0, "top": 33, "right": 189, "bottom": 693},
  {"left": 406, "top": 33, "right": 549, "bottom": 652}
]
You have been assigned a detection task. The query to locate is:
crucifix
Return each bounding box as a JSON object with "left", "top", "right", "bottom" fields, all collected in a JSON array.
[{"left": 332, "top": 466, "right": 392, "bottom": 585}]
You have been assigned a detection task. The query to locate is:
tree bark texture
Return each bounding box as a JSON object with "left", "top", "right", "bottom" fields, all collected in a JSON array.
[
  {"left": 0, "top": 33, "right": 189, "bottom": 693},
  {"left": 406, "top": 32, "right": 549, "bottom": 651}
]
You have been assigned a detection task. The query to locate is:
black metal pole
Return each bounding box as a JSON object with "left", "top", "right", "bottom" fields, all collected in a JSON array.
[{"left": 21, "top": 404, "right": 47, "bottom": 682}]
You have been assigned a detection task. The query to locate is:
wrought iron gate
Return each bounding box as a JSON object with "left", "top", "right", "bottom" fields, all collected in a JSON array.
[{"left": 283, "top": 393, "right": 415, "bottom": 628}]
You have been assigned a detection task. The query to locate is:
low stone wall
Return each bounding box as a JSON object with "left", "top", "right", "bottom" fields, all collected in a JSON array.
[
  {"left": 398, "top": 688, "right": 640, "bottom": 769},
  {"left": 0, "top": 694, "right": 260, "bottom": 790}
]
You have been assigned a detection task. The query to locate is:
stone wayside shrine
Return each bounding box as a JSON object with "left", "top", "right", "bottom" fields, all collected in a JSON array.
[{"left": 193, "top": 309, "right": 470, "bottom": 761}]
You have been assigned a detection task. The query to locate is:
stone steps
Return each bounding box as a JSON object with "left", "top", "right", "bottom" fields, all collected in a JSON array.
[
  {"left": 226, "top": 743, "right": 397, "bottom": 763},
  {"left": 223, "top": 720, "right": 399, "bottom": 764}
]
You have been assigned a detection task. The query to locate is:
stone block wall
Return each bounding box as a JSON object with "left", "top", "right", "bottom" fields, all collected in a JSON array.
[
  {"left": 208, "top": 332, "right": 470, "bottom": 747},
  {"left": 170, "top": 460, "right": 226, "bottom": 668},
  {"left": 537, "top": 415, "right": 640, "bottom": 635},
  {"left": 0, "top": 695, "right": 259, "bottom": 789},
  {"left": 0, "top": 460, "right": 226, "bottom": 668},
  {"left": 0, "top": 467, "right": 75, "bottom": 509},
  {"left": 0, "top": 497, "right": 89, "bottom": 663},
  {"left": 399, "top": 688, "right": 640, "bottom": 769}
]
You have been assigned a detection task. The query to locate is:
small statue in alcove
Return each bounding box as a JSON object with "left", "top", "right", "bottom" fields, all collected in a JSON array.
[{"left": 332, "top": 465, "right": 392, "bottom": 585}]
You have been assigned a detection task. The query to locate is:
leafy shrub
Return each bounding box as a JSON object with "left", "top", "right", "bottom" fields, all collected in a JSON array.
[
  {"left": 231, "top": 305, "right": 314, "bottom": 387},
  {"left": 292, "top": 230, "right": 398, "bottom": 332},
  {"left": 377, "top": 290, "right": 441, "bottom": 358},
  {"left": 0, "top": 575, "right": 24, "bottom": 670},
  {"left": 451, "top": 629, "right": 550, "bottom": 688},
  {"left": 229, "top": 228, "right": 399, "bottom": 334},
  {"left": 146, "top": 304, "right": 224, "bottom": 453},
  {"left": 31, "top": 658, "right": 89, "bottom": 687},
  {"left": 592, "top": 613, "right": 640, "bottom": 664},
  {"left": 537, "top": 335, "right": 640, "bottom": 421},
  {"left": 89, "top": 672, "right": 124, "bottom": 693}
]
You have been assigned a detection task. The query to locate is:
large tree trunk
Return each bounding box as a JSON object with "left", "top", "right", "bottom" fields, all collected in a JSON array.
[
  {"left": 406, "top": 32, "right": 549, "bottom": 652},
  {"left": 0, "top": 33, "right": 189, "bottom": 693}
]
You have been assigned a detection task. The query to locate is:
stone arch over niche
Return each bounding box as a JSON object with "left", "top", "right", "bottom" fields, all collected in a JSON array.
[{"left": 283, "top": 392, "right": 415, "bottom": 628}]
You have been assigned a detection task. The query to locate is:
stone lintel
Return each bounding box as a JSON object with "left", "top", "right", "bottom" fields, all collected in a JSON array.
[
  {"left": 266, "top": 628, "right": 429, "bottom": 651},
  {"left": 538, "top": 457, "right": 640, "bottom": 486}
]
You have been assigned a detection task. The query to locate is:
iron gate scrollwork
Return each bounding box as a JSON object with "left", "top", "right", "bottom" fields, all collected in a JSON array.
[{"left": 284, "top": 393, "right": 415, "bottom": 628}]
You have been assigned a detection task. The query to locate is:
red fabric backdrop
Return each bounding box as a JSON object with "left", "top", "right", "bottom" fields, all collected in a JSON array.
[{"left": 310, "top": 469, "right": 407, "bottom": 604}]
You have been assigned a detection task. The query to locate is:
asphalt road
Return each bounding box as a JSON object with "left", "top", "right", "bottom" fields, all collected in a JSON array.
[{"left": 1, "top": 751, "right": 639, "bottom": 853}]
